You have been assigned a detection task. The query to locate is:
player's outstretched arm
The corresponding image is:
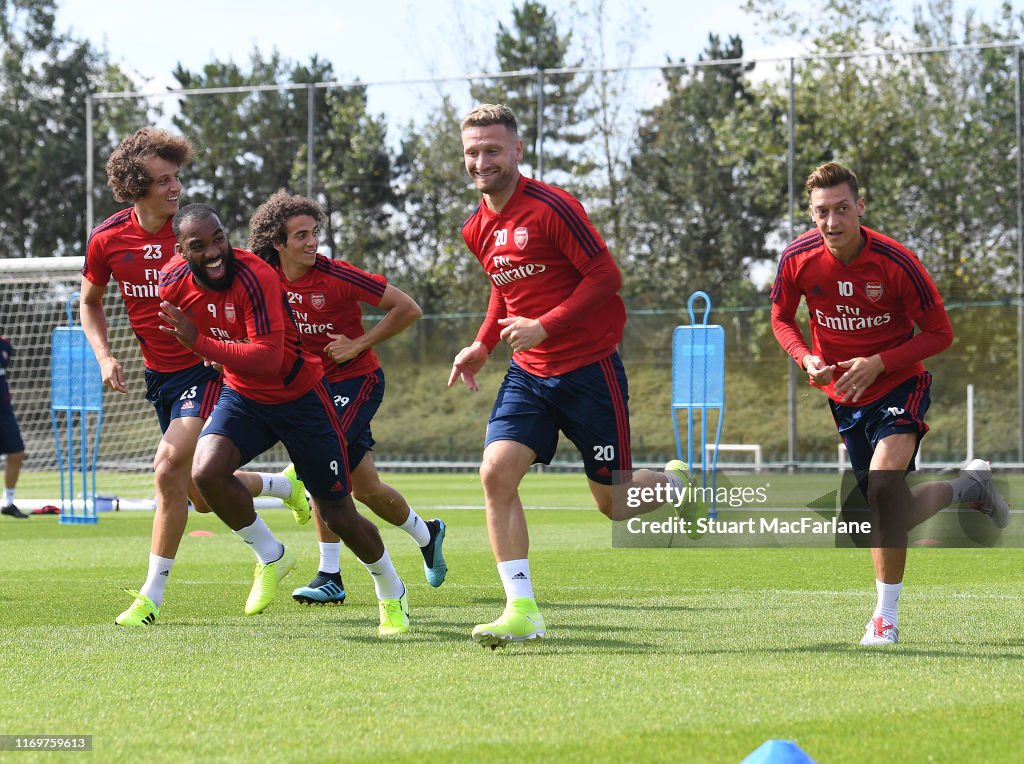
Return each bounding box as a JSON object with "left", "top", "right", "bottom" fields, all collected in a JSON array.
[
  {"left": 448, "top": 341, "right": 489, "bottom": 392},
  {"left": 79, "top": 278, "right": 127, "bottom": 393}
]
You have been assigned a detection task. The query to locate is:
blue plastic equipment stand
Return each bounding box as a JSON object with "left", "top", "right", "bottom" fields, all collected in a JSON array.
[
  {"left": 671, "top": 291, "right": 725, "bottom": 517},
  {"left": 50, "top": 297, "right": 104, "bottom": 524}
]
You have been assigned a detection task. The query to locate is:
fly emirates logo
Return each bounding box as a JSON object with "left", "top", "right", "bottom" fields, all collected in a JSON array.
[
  {"left": 287, "top": 292, "right": 334, "bottom": 336},
  {"left": 815, "top": 303, "right": 891, "bottom": 331},
  {"left": 490, "top": 255, "right": 546, "bottom": 287},
  {"left": 121, "top": 268, "right": 162, "bottom": 298}
]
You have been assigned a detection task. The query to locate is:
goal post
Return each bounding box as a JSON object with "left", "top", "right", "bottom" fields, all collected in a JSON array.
[
  {"left": 1, "top": 257, "right": 295, "bottom": 505},
  {"left": 0, "top": 257, "right": 162, "bottom": 480},
  {"left": 705, "top": 443, "right": 762, "bottom": 472}
]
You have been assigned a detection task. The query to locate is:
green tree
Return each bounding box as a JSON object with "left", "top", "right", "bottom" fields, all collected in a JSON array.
[
  {"left": 743, "top": 0, "right": 1021, "bottom": 300},
  {"left": 90, "top": 65, "right": 154, "bottom": 225},
  {"left": 391, "top": 97, "right": 483, "bottom": 318},
  {"left": 284, "top": 54, "right": 336, "bottom": 202},
  {"left": 173, "top": 52, "right": 396, "bottom": 271},
  {"left": 902, "top": 0, "right": 1022, "bottom": 301},
  {"left": 571, "top": 0, "right": 649, "bottom": 251},
  {"left": 171, "top": 49, "right": 308, "bottom": 237},
  {"left": 625, "top": 35, "right": 783, "bottom": 307},
  {"left": 0, "top": 0, "right": 144, "bottom": 257},
  {"left": 470, "top": 0, "right": 591, "bottom": 182},
  {"left": 311, "top": 84, "right": 394, "bottom": 272}
]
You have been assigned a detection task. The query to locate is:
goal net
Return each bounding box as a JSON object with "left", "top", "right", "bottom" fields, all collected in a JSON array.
[
  {"left": 1, "top": 256, "right": 158, "bottom": 475},
  {"left": 0, "top": 256, "right": 288, "bottom": 484}
]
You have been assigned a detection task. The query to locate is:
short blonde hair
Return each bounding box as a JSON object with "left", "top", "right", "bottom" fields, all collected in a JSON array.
[{"left": 461, "top": 103, "right": 518, "bottom": 134}]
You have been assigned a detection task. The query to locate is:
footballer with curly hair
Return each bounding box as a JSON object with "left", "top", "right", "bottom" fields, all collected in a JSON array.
[
  {"left": 249, "top": 190, "right": 443, "bottom": 627},
  {"left": 80, "top": 129, "right": 311, "bottom": 627}
]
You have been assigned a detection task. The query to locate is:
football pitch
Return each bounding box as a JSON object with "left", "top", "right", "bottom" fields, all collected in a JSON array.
[{"left": 3, "top": 472, "right": 1023, "bottom": 762}]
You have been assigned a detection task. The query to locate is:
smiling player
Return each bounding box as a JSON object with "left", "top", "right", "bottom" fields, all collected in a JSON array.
[
  {"left": 81, "top": 129, "right": 310, "bottom": 627},
  {"left": 158, "top": 204, "right": 409, "bottom": 634},
  {"left": 449, "top": 104, "right": 685, "bottom": 648},
  {"left": 247, "top": 190, "right": 446, "bottom": 604}
]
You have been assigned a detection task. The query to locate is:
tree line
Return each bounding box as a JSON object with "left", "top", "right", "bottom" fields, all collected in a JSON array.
[{"left": 2, "top": 0, "right": 1021, "bottom": 323}]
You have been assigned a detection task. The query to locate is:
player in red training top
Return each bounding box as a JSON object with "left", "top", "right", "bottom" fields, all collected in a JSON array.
[
  {"left": 771, "top": 161, "right": 1009, "bottom": 646},
  {"left": 81, "top": 129, "right": 310, "bottom": 627},
  {"left": 158, "top": 204, "right": 409, "bottom": 633},
  {"left": 248, "top": 190, "right": 446, "bottom": 606},
  {"left": 0, "top": 335, "right": 27, "bottom": 518},
  {"left": 449, "top": 103, "right": 692, "bottom": 649}
]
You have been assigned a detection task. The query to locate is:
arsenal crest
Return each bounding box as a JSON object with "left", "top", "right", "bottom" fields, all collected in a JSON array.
[
  {"left": 225, "top": 302, "right": 236, "bottom": 323},
  {"left": 865, "top": 282, "right": 883, "bottom": 302},
  {"left": 311, "top": 292, "right": 326, "bottom": 310},
  {"left": 514, "top": 226, "right": 529, "bottom": 250}
]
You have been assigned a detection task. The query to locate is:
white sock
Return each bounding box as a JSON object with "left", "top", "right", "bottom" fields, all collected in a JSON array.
[
  {"left": 233, "top": 516, "right": 284, "bottom": 564},
  {"left": 259, "top": 473, "right": 292, "bottom": 500},
  {"left": 873, "top": 579, "right": 902, "bottom": 626},
  {"left": 361, "top": 548, "right": 404, "bottom": 599},
  {"left": 139, "top": 554, "right": 175, "bottom": 607},
  {"left": 399, "top": 509, "right": 431, "bottom": 547},
  {"left": 3, "top": 488, "right": 14, "bottom": 506},
  {"left": 497, "top": 558, "right": 534, "bottom": 604},
  {"left": 319, "top": 541, "right": 342, "bottom": 574}
]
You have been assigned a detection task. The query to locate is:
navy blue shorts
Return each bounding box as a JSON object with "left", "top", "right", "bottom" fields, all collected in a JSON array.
[
  {"left": 329, "top": 369, "right": 383, "bottom": 472},
  {"left": 0, "top": 404, "right": 24, "bottom": 454},
  {"left": 145, "top": 362, "right": 222, "bottom": 433},
  {"left": 201, "top": 380, "right": 350, "bottom": 501},
  {"left": 829, "top": 372, "right": 931, "bottom": 472},
  {"left": 485, "top": 353, "right": 632, "bottom": 484}
]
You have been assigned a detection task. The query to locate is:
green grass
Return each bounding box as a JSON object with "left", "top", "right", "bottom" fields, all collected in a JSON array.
[{"left": 2, "top": 473, "right": 1023, "bottom": 762}]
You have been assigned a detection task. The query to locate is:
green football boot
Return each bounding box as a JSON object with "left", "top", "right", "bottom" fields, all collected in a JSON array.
[
  {"left": 472, "top": 598, "right": 546, "bottom": 650},
  {"left": 281, "top": 463, "right": 311, "bottom": 526},
  {"left": 115, "top": 589, "right": 159, "bottom": 627},
  {"left": 378, "top": 586, "right": 410, "bottom": 636},
  {"left": 244, "top": 545, "right": 297, "bottom": 615},
  {"left": 665, "top": 459, "right": 708, "bottom": 539}
]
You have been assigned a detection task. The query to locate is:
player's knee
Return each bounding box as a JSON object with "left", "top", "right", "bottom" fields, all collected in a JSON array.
[
  {"left": 153, "top": 453, "right": 189, "bottom": 489},
  {"left": 479, "top": 457, "right": 516, "bottom": 497},
  {"left": 7, "top": 450, "right": 25, "bottom": 467},
  {"left": 865, "top": 473, "right": 905, "bottom": 511},
  {"left": 318, "top": 496, "right": 360, "bottom": 534},
  {"left": 351, "top": 475, "right": 384, "bottom": 506},
  {"left": 188, "top": 488, "right": 213, "bottom": 513},
  {"left": 190, "top": 459, "right": 225, "bottom": 497}
]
